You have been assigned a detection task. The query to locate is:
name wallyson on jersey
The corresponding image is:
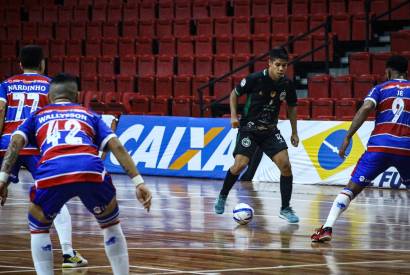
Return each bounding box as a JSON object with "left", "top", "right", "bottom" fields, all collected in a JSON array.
[
  {"left": 39, "top": 113, "right": 88, "bottom": 123},
  {"left": 7, "top": 84, "right": 47, "bottom": 92}
]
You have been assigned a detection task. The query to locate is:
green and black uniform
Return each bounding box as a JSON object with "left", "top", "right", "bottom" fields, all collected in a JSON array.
[{"left": 233, "top": 69, "right": 297, "bottom": 159}]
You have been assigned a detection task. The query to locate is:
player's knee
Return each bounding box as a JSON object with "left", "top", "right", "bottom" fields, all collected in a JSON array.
[
  {"left": 28, "top": 204, "right": 52, "bottom": 233},
  {"left": 279, "top": 161, "right": 292, "bottom": 176},
  {"left": 94, "top": 198, "right": 120, "bottom": 229},
  {"left": 231, "top": 162, "right": 247, "bottom": 175}
]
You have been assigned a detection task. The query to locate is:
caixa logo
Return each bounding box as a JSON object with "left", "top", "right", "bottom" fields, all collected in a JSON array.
[{"left": 106, "top": 116, "right": 237, "bottom": 179}]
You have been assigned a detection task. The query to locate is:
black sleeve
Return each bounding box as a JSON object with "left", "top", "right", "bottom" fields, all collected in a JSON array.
[
  {"left": 285, "top": 80, "right": 297, "bottom": 107},
  {"left": 234, "top": 75, "right": 254, "bottom": 97}
]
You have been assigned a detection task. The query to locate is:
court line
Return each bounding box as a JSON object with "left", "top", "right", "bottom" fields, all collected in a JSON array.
[
  {"left": 150, "top": 259, "right": 405, "bottom": 274},
  {"left": 130, "top": 264, "right": 208, "bottom": 275}
]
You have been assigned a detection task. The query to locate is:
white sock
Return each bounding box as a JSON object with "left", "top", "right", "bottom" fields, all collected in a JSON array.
[
  {"left": 103, "top": 223, "right": 129, "bottom": 275},
  {"left": 323, "top": 189, "right": 353, "bottom": 228},
  {"left": 31, "top": 233, "right": 54, "bottom": 275},
  {"left": 53, "top": 204, "right": 74, "bottom": 256}
]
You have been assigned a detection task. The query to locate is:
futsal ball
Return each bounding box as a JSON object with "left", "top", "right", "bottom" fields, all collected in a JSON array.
[{"left": 233, "top": 203, "right": 254, "bottom": 225}]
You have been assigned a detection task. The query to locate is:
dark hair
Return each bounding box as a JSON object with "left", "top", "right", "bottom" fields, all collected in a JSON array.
[
  {"left": 269, "top": 47, "right": 289, "bottom": 61},
  {"left": 51, "top": 73, "right": 77, "bottom": 85},
  {"left": 19, "top": 45, "right": 44, "bottom": 69},
  {"left": 386, "top": 55, "right": 408, "bottom": 74}
]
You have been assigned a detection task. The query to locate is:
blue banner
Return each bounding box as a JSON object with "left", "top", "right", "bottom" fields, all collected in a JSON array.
[{"left": 104, "top": 115, "right": 237, "bottom": 179}]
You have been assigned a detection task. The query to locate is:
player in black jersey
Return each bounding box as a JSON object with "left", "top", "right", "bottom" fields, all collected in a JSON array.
[{"left": 214, "top": 47, "right": 300, "bottom": 223}]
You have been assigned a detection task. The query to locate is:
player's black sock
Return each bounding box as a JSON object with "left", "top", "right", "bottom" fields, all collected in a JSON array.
[
  {"left": 220, "top": 170, "right": 239, "bottom": 197},
  {"left": 280, "top": 175, "right": 293, "bottom": 210}
]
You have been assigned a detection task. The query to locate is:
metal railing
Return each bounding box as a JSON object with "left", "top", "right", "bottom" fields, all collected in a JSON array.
[{"left": 197, "top": 17, "right": 331, "bottom": 117}]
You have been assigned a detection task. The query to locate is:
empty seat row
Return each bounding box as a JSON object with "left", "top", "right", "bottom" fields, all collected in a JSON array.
[{"left": 349, "top": 51, "right": 410, "bottom": 76}]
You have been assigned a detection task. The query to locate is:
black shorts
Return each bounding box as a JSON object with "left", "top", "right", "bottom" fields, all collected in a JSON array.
[{"left": 233, "top": 128, "right": 288, "bottom": 159}]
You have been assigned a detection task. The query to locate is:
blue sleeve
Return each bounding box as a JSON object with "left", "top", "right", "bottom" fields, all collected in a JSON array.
[
  {"left": 14, "top": 115, "right": 36, "bottom": 146},
  {"left": 94, "top": 115, "right": 116, "bottom": 150},
  {"left": 365, "top": 85, "right": 380, "bottom": 106},
  {"left": 0, "top": 83, "right": 7, "bottom": 103}
]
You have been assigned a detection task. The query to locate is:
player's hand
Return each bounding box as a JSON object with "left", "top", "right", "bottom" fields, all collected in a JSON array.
[
  {"left": 231, "top": 117, "right": 239, "bottom": 128},
  {"left": 339, "top": 137, "right": 351, "bottom": 158},
  {"left": 290, "top": 133, "right": 299, "bottom": 147},
  {"left": 0, "top": 181, "right": 8, "bottom": 206},
  {"left": 136, "top": 184, "right": 152, "bottom": 212}
]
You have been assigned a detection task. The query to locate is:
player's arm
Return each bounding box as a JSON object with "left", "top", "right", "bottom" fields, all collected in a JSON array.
[
  {"left": 230, "top": 89, "right": 239, "bottom": 128},
  {"left": 106, "top": 137, "right": 152, "bottom": 212},
  {"left": 339, "top": 100, "right": 375, "bottom": 157},
  {"left": 0, "top": 101, "right": 6, "bottom": 134},
  {"left": 0, "top": 134, "right": 25, "bottom": 206},
  {"left": 287, "top": 105, "right": 299, "bottom": 147}
]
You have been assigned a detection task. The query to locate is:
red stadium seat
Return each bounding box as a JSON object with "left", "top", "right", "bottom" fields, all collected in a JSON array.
[
  {"left": 214, "top": 55, "right": 231, "bottom": 77},
  {"left": 58, "top": 6, "right": 72, "bottom": 23},
  {"left": 34, "top": 39, "right": 49, "bottom": 58},
  {"left": 85, "top": 39, "right": 102, "bottom": 57},
  {"left": 80, "top": 76, "right": 98, "bottom": 92},
  {"left": 297, "top": 98, "right": 311, "bottom": 119},
  {"left": 348, "top": 0, "right": 365, "bottom": 14},
  {"left": 55, "top": 22, "right": 70, "bottom": 40},
  {"left": 43, "top": 6, "right": 58, "bottom": 23},
  {"left": 253, "top": 34, "right": 270, "bottom": 55},
  {"left": 214, "top": 17, "right": 232, "bottom": 36},
  {"left": 335, "top": 98, "right": 358, "bottom": 120},
  {"left": 308, "top": 74, "right": 330, "bottom": 98},
  {"left": 209, "top": 0, "right": 226, "bottom": 18},
  {"left": 252, "top": 0, "right": 269, "bottom": 16},
  {"left": 123, "top": 3, "right": 139, "bottom": 22},
  {"left": 86, "top": 22, "right": 102, "bottom": 39},
  {"left": 70, "top": 22, "right": 86, "bottom": 40},
  {"left": 83, "top": 91, "right": 103, "bottom": 110},
  {"left": 391, "top": 0, "right": 410, "bottom": 20},
  {"left": 172, "top": 96, "right": 193, "bottom": 116},
  {"left": 332, "top": 14, "right": 351, "bottom": 41},
  {"left": 195, "top": 36, "right": 212, "bottom": 55},
  {"left": 193, "top": 0, "right": 209, "bottom": 19},
  {"left": 371, "top": 0, "right": 389, "bottom": 20},
  {"left": 349, "top": 52, "right": 371, "bottom": 75},
  {"left": 156, "top": 55, "right": 174, "bottom": 77},
  {"left": 91, "top": 3, "right": 106, "bottom": 22},
  {"left": 119, "top": 56, "right": 137, "bottom": 76},
  {"left": 195, "top": 55, "right": 212, "bottom": 76},
  {"left": 254, "top": 56, "right": 268, "bottom": 72},
  {"left": 122, "top": 21, "right": 138, "bottom": 38},
  {"left": 47, "top": 57, "right": 63, "bottom": 76},
  {"left": 271, "top": 34, "right": 288, "bottom": 49},
  {"left": 178, "top": 56, "right": 194, "bottom": 75},
  {"left": 22, "top": 22, "right": 37, "bottom": 40},
  {"left": 254, "top": 16, "right": 270, "bottom": 35},
  {"left": 391, "top": 31, "right": 410, "bottom": 53},
  {"left": 136, "top": 37, "right": 152, "bottom": 55},
  {"left": 138, "top": 76, "right": 155, "bottom": 97},
  {"left": 138, "top": 20, "right": 155, "bottom": 38},
  {"left": 330, "top": 75, "right": 353, "bottom": 99},
  {"left": 312, "top": 33, "right": 334, "bottom": 62},
  {"left": 174, "top": 19, "right": 191, "bottom": 38},
  {"left": 38, "top": 23, "right": 53, "bottom": 39},
  {"left": 116, "top": 75, "right": 135, "bottom": 93},
  {"left": 102, "top": 22, "right": 118, "bottom": 38},
  {"left": 290, "top": 15, "right": 308, "bottom": 35},
  {"left": 192, "top": 76, "right": 210, "bottom": 97},
  {"left": 98, "top": 56, "right": 115, "bottom": 77},
  {"left": 311, "top": 0, "right": 327, "bottom": 14},
  {"left": 215, "top": 35, "right": 232, "bottom": 55},
  {"left": 107, "top": 3, "right": 122, "bottom": 23},
  {"left": 6, "top": 24, "right": 21, "bottom": 40},
  {"left": 73, "top": 6, "right": 88, "bottom": 23},
  {"left": 234, "top": 36, "right": 251, "bottom": 55},
  {"left": 156, "top": 76, "right": 173, "bottom": 97},
  {"left": 150, "top": 96, "right": 169, "bottom": 115},
  {"left": 98, "top": 76, "right": 116, "bottom": 92},
  {"left": 232, "top": 54, "right": 250, "bottom": 77},
  {"left": 196, "top": 18, "right": 213, "bottom": 36},
  {"left": 28, "top": 7, "right": 42, "bottom": 23},
  {"left": 310, "top": 14, "right": 328, "bottom": 35},
  {"left": 233, "top": 17, "right": 250, "bottom": 36},
  {"left": 293, "top": 35, "right": 312, "bottom": 62},
  {"left": 353, "top": 74, "right": 377, "bottom": 99},
  {"left": 158, "top": 36, "right": 175, "bottom": 55},
  {"left": 292, "top": 0, "right": 309, "bottom": 15},
  {"left": 271, "top": 0, "right": 288, "bottom": 16},
  {"left": 214, "top": 77, "right": 232, "bottom": 103},
  {"left": 192, "top": 96, "right": 215, "bottom": 117},
  {"left": 104, "top": 92, "right": 127, "bottom": 116},
  {"left": 80, "top": 56, "right": 97, "bottom": 77},
  {"left": 175, "top": 0, "right": 191, "bottom": 19},
  {"left": 311, "top": 98, "right": 334, "bottom": 119},
  {"left": 64, "top": 56, "right": 80, "bottom": 77},
  {"left": 156, "top": 19, "right": 173, "bottom": 38},
  {"left": 122, "top": 93, "right": 150, "bottom": 114},
  {"left": 138, "top": 55, "right": 155, "bottom": 77},
  {"left": 158, "top": 0, "right": 174, "bottom": 20},
  {"left": 177, "top": 37, "right": 194, "bottom": 56},
  {"left": 119, "top": 38, "right": 135, "bottom": 57},
  {"left": 329, "top": 0, "right": 346, "bottom": 15},
  {"left": 174, "top": 75, "right": 191, "bottom": 97},
  {"left": 234, "top": 0, "right": 250, "bottom": 16},
  {"left": 371, "top": 52, "right": 393, "bottom": 76},
  {"left": 102, "top": 38, "right": 117, "bottom": 57},
  {"left": 139, "top": 1, "right": 155, "bottom": 20},
  {"left": 352, "top": 13, "right": 371, "bottom": 41}
]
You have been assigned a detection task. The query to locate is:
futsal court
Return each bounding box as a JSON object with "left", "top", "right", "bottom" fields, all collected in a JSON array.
[{"left": 1, "top": 170, "right": 410, "bottom": 274}]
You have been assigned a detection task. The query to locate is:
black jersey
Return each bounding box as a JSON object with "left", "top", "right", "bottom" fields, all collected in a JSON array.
[{"left": 234, "top": 69, "right": 297, "bottom": 129}]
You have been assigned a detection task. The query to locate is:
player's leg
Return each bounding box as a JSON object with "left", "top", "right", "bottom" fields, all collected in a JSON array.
[
  {"left": 214, "top": 131, "right": 254, "bottom": 214},
  {"left": 311, "top": 152, "right": 388, "bottom": 242},
  {"left": 79, "top": 176, "right": 129, "bottom": 275},
  {"left": 29, "top": 185, "right": 73, "bottom": 275},
  {"left": 23, "top": 156, "right": 87, "bottom": 268}
]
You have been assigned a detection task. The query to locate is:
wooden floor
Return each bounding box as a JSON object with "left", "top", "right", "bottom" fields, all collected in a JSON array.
[{"left": 1, "top": 171, "right": 410, "bottom": 274}]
